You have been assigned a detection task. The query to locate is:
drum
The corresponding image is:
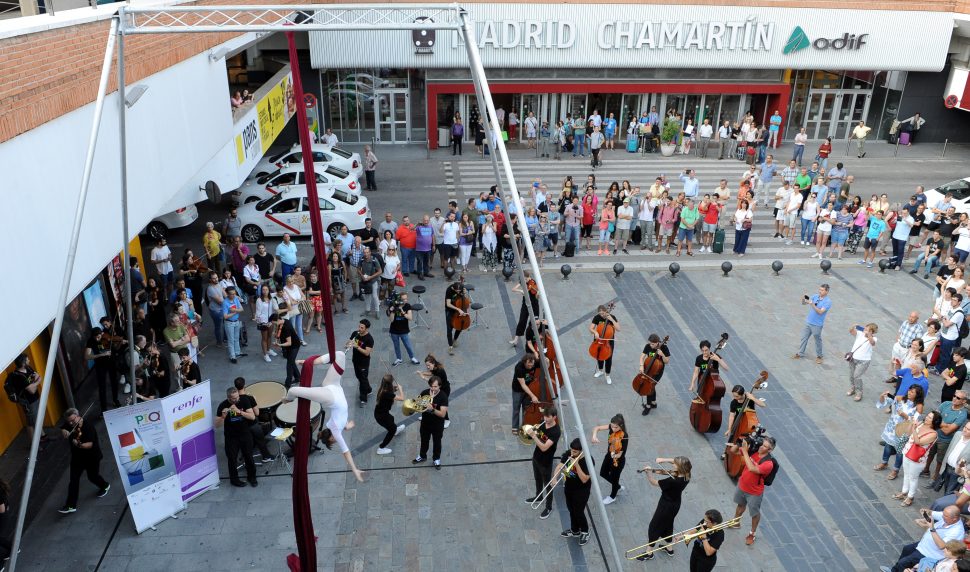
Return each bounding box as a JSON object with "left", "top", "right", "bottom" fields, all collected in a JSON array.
[
  {"left": 274, "top": 400, "right": 322, "bottom": 429},
  {"left": 247, "top": 381, "right": 286, "bottom": 422}
]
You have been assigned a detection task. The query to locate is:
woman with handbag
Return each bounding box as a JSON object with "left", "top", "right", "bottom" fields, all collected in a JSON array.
[
  {"left": 846, "top": 323, "right": 878, "bottom": 402},
  {"left": 895, "top": 410, "right": 941, "bottom": 506},
  {"left": 255, "top": 284, "right": 279, "bottom": 363},
  {"left": 381, "top": 246, "right": 402, "bottom": 299},
  {"left": 304, "top": 269, "right": 324, "bottom": 335},
  {"left": 328, "top": 250, "right": 348, "bottom": 315},
  {"left": 733, "top": 199, "right": 754, "bottom": 257},
  {"left": 875, "top": 385, "right": 924, "bottom": 480},
  {"left": 281, "top": 275, "right": 306, "bottom": 345},
  {"left": 597, "top": 203, "right": 616, "bottom": 256}
]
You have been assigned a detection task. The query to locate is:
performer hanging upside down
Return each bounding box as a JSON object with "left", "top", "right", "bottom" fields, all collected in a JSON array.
[{"left": 284, "top": 351, "right": 364, "bottom": 482}]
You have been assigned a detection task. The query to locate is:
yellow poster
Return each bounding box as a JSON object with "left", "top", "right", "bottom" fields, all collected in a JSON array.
[{"left": 257, "top": 73, "right": 294, "bottom": 155}]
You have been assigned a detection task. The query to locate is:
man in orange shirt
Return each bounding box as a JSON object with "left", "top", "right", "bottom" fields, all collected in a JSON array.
[
  {"left": 395, "top": 216, "right": 417, "bottom": 277},
  {"left": 732, "top": 436, "right": 776, "bottom": 546}
]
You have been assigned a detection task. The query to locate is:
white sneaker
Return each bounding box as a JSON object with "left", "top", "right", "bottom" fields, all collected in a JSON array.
[
  {"left": 593, "top": 371, "right": 604, "bottom": 378},
  {"left": 395, "top": 424, "right": 406, "bottom": 435},
  {"left": 785, "top": 240, "right": 793, "bottom": 245},
  {"left": 602, "top": 496, "right": 616, "bottom": 505},
  {"left": 606, "top": 375, "right": 613, "bottom": 385},
  {"left": 377, "top": 448, "right": 392, "bottom": 455},
  {"left": 123, "top": 383, "right": 131, "bottom": 394},
  {"left": 263, "top": 354, "right": 271, "bottom": 363},
  {"left": 268, "top": 349, "right": 278, "bottom": 357},
  {"left": 444, "top": 420, "right": 451, "bottom": 428},
  {"left": 392, "top": 359, "right": 403, "bottom": 366}
]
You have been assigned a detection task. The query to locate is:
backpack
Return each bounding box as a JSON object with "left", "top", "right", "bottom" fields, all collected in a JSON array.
[
  {"left": 958, "top": 309, "right": 969, "bottom": 340},
  {"left": 4, "top": 375, "right": 21, "bottom": 404},
  {"left": 762, "top": 456, "right": 780, "bottom": 486}
]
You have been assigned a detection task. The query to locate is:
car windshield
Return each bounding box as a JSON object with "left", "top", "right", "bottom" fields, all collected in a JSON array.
[
  {"left": 267, "top": 150, "right": 287, "bottom": 163},
  {"left": 325, "top": 166, "right": 350, "bottom": 179},
  {"left": 330, "top": 147, "right": 353, "bottom": 159},
  {"left": 256, "top": 168, "right": 282, "bottom": 185},
  {"left": 330, "top": 189, "right": 358, "bottom": 205}
]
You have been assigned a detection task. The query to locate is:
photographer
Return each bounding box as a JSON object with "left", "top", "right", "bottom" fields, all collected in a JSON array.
[
  {"left": 732, "top": 435, "right": 776, "bottom": 547},
  {"left": 388, "top": 292, "right": 420, "bottom": 366},
  {"left": 794, "top": 284, "right": 832, "bottom": 364}
]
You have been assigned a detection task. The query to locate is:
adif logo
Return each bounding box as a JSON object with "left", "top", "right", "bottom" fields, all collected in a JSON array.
[{"left": 784, "top": 26, "right": 868, "bottom": 54}]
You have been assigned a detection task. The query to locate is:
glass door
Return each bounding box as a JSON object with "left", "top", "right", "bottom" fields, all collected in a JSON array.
[
  {"left": 375, "top": 90, "right": 410, "bottom": 143},
  {"left": 699, "top": 95, "right": 721, "bottom": 127},
  {"left": 804, "top": 92, "right": 837, "bottom": 139}
]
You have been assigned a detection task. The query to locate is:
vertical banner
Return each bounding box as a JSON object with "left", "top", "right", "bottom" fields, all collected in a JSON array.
[
  {"left": 161, "top": 380, "right": 220, "bottom": 503},
  {"left": 103, "top": 400, "right": 184, "bottom": 533}
]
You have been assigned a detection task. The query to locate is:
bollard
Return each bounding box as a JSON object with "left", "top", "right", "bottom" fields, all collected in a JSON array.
[
  {"left": 561, "top": 264, "right": 572, "bottom": 280},
  {"left": 613, "top": 263, "right": 624, "bottom": 278},
  {"left": 721, "top": 261, "right": 733, "bottom": 277},
  {"left": 771, "top": 260, "right": 783, "bottom": 276},
  {"left": 502, "top": 266, "right": 514, "bottom": 281},
  {"left": 820, "top": 259, "right": 832, "bottom": 274},
  {"left": 668, "top": 262, "right": 680, "bottom": 278},
  {"left": 943, "top": 138, "right": 949, "bottom": 159},
  {"left": 444, "top": 266, "right": 456, "bottom": 279},
  {"left": 878, "top": 259, "right": 889, "bottom": 273}
]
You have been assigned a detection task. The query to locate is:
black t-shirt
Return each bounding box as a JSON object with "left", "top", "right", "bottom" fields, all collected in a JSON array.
[
  {"left": 560, "top": 452, "right": 592, "bottom": 494},
  {"left": 591, "top": 314, "right": 617, "bottom": 344},
  {"left": 532, "top": 422, "right": 561, "bottom": 465},
  {"left": 217, "top": 399, "right": 251, "bottom": 437},
  {"left": 938, "top": 265, "right": 957, "bottom": 290},
  {"left": 445, "top": 284, "right": 463, "bottom": 312},
  {"left": 513, "top": 362, "right": 537, "bottom": 393},
  {"left": 695, "top": 354, "right": 720, "bottom": 376},
  {"left": 375, "top": 389, "right": 395, "bottom": 415},
  {"left": 940, "top": 217, "right": 959, "bottom": 242},
  {"left": 690, "top": 520, "right": 724, "bottom": 568},
  {"left": 253, "top": 252, "right": 274, "bottom": 279},
  {"left": 349, "top": 332, "right": 374, "bottom": 367},
  {"left": 943, "top": 363, "right": 968, "bottom": 403},
  {"left": 355, "top": 227, "right": 380, "bottom": 249},
  {"left": 430, "top": 366, "right": 450, "bottom": 395},
  {"left": 86, "top": 336, "right": 112, "bottom": 370},
  {"left": 279, "top": 321, "right": 299, "bottom": 354},
  {"left": 910, "top": 213, "right": 925, "bottom": 237},
  {"left": 658, "top": 476, "right": 689, "bottom": 504},
  {"left": 641, "top": 343, "right": 670, "bottom": 380},
  {"left": 927, "top": 238, "right": 945, "bottom": 258},
  {"left": 729, "top": 398, "right": 756, "bottom": 417},
  {"left": 419, "top": 388, "right": 448, "bottom": 427},
  {"left": 6, "top": 369, "right": 37, "bottom": 404},
  {"left": 238, "top": 394, "right": 258, "bottom": 425},
  {"left": 182, "top": 362, "right": 201, "bottom": 386},
  {"left": 62, "top": 418, "right": 102, "bottom": 460},
  {"left": 388, "top": 303, "right": 412, "bottom": 335}
]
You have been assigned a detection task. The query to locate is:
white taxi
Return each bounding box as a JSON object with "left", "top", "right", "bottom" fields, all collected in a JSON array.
[
  {"left": 253, "top": 144, "right": 364, "bottom": 180},
  {"left": 233, "top": 163, "right": 361, "bottom": 206},
  {"left": 237, "top": 186, "right": 370, "bottom": 243}
]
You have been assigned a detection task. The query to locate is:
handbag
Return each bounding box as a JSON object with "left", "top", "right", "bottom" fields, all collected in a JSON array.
[
  {"left": 844, "top": 334, "right": 870, "bottom": 362},
  {"left": 298, "top": 299, "right": 312, "bottom": 315},
  {"left": 395, "top": 270, "right": 406, "bottom": 288},
  {"left": 741, "top": 219, "right": 752, "bottom": 230},
  {"left": 904, "top": 432, "right": 936, "bottom": 462}
]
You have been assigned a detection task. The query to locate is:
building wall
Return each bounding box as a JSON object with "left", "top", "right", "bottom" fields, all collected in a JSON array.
[{"left": 899, "top": 61, "right": 970, "bottom": 143}]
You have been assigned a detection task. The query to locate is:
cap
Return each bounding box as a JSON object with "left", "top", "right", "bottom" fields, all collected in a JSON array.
[
  {"left": 910, "top": 195, "right": 918, "bottom": 200},
  {"left": 623, "top": 198, "right": 630, "bottom": 203}
]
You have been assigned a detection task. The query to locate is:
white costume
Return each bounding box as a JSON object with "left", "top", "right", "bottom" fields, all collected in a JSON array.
[{"left": 286, "top": 351, "right": 350, "bottom": 453}]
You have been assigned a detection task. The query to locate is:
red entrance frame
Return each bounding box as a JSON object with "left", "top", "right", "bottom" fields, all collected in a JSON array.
[{"left": 426, "top": 82, "right": 791, "bottom": 150}]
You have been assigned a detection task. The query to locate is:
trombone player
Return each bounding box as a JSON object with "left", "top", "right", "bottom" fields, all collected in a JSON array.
[
  {"left": 558, "top": 438, "right": 591, "bottom": 546},
  {"left": 680, "top": 510, "right": 726, "bottom": 572},
  {"left": 524, "top": 407, "right": 561, "bottom": 519}
]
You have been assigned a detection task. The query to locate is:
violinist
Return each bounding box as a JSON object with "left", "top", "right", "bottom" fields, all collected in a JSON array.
[
  {"left": 639, "top": 334, "right": 670, "bottom": 415},
  {"left": 85, "top": 327, "right": 119, "bottom": 412},
  {"left": 508, "top": 270, "right": 540, "bottom": 347},
  {"left": 589, "top": 304, "right": 619, "bottom": 385},
  {"left": 146, "top": 341, "right": 171, "bottom": 398},
  {"left": 638, "top": 456, "right": 693, "bottom": 560},
  {"left": 525, "top": 407, "right": 560, "bottom": 519},
  {"left": 512, "top": 355, "right": 541, "bottom": 435},
  {"left": 444, "top": 280, "right": 468, "bottom": 356},
  {"left": 58, "top": 408, "right": 110, "bottom": 515},
  {"left": 590, "top": 414, "right": 629, "bottom": 505},
  {"left": 177, "top": 348, "right": 201, "bottom": 388},
  {"left": 6, "top": 354, "right": 43, "bottom": 443},
  {"left": 689, "top": 340, "right": 729, "bottom": 404}
]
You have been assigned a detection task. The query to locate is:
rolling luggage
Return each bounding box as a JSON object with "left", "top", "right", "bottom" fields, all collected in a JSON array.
[
  {"left": 712, "top": 228, "right": 725, "bottom": 254},
  {"left": 563, "top": 241, "right": 576, "bottom": 257},
  {"left": 627, "top": 138, "right": 639, "bottom": 153},
  {"left": 899, "top": 132, "right": 910, "bottom": 146}
]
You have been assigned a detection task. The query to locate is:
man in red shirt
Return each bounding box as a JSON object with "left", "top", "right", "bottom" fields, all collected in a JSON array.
[
  {"left": 732, "top": 436, "right": 776, "bottom": 546},
  {"left": 395, "top": 216, "right": 417, "bottom": 277},
  {"left": 698, "top": 194, "right": 722, "bottom": 253}
]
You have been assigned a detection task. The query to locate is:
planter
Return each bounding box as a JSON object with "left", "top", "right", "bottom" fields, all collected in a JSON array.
[{"left": 660, "top": 143, "right": 677, "bottom": 157}]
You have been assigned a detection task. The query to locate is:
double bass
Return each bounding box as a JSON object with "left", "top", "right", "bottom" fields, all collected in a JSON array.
[
  {"left": 588, "top": 302, "right": 617, "bottom": 362},
  {"left": 450, "top": 276, "right": 471, "bottom": 331},
  {"left": 723, "top": 371, "right": 769, "bottom": 478},
  {"left": 688, "top": 333, "right": 729, "bottom": 434},
  {"left": 632, "top": 335, "right": 670, "bottom": 398}
]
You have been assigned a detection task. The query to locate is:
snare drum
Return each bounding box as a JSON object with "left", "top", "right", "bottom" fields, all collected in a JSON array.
[
  {"left": 274, "top": 400, "right": 322, "bottom": 429},
  {"left": 247, "top": 381, "right": 287, "bottom": 422}
]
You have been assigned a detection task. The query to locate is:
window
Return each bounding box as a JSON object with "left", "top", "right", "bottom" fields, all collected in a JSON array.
[
  {"left": 329, "top": 147, "right": 353, "bottom": 159},
  {"left": 318, "top": 198, "right": 336, "bottom": 211},
  {"left": 256, "top": 194, "right": 282, "bottom": 211},
  {"left": 938, "top": 180, "right": 970, "bottom": 201},
  {"left": 271, "top": 172, "right": 298, "bottom": 187},
  {"left": 267, "top": 150, "right": 288, "bottom": 163},
  {"left": 324, "top": 166, "right": 350, "bottom": 179},
  {"left": 256, "top": 168, "right": 282, "bottom": 184},
  {"left": 283, "top": 152, "right": 303, "bottom": 165},
  {"left": 311, "top": 151, "right": 329, "bottom": 162},
  {"left": 314, "top": 173, "right": 330, "bottom": 184},
  {"left": 270, "top": 198, "right": 301, "bottom": 214},
  {"left": 330, "top": 189, "right": 358, "bottom": 205}
]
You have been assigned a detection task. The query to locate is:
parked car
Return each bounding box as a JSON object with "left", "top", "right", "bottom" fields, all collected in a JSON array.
[
  {"left": 923, "top": 177, "right": 970, "bottom": 214},
  {"left": 253, "top": 143, "right": 364, "bottom": 179},
  {"left": 144, "top": 204, "right": 199, "bottom": 239},
  {"left": 233, "top": 163, "right": 361, "bottom": 206},
  {"left": 237, "top": 186, "right": 369, "bottom": 243}
]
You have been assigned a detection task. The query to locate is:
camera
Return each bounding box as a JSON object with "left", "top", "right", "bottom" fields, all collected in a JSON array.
[
  {"left": 384, "top": 291, "right": 406, "bottom": 317},
  {"left": 743, "top": 424, "right": 770, "bottom": 453}
]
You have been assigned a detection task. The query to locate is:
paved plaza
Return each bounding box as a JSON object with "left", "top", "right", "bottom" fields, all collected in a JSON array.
[{"left": 8, "top": 141, "right": 970, "bottom": 571}]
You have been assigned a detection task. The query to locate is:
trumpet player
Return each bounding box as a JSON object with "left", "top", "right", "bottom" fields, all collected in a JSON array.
[
  {"left": 558, "top": 438, "right": 591, "bottom": 546},
  {"left": 639, "top": 456, "right": 692, "bottom": 560},
  {"left": 412, "top": 376, "right": 449, "bottom": 470},
  {"left": 348, "top": 319, "right": 375, "bottom": 407},
  {"left": 525, "top": 407, "right": 561, "bottom": 519},
  {"left": 590, "top": 414, "right": 629, "bottom": 505},
  {"left": 682, "top": 510, "right": 725, "bottom": 572}
]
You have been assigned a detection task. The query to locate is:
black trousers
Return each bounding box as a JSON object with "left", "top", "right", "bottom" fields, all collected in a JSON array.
[
  {"left": 452, "top": 136, "right": 463, "bottom": 155},
  {"left": 249, "top": 423, "right": 271, "bottom": 458},
  {"left": 94, "top": 366, "right": 118, "bottom": 411},
  {"left": 284, "top": 347, "right": 300, "bottom": 388},
  {"left": 66, "top": 456, "right": 109, "bottom": 507},
  {"left": 565, "top": 488, "right": 590, "bottom": 533},
  {"left": 596, "top": 353, "right": 613, "bottom": 374},
  {"left": 375, "top": 410, "right": 397, "bottom": 448},
  {"left": 355, "top": 364, "right": 372, "bottom": 401},
  {"left": 419, "top": 421, "right": 444, "bottom": 461},
  {"left": 591, "top": 148, "right": 601, "bottom": 168},
  {"left": 532, "top": 459, "right": 553, "bottom": 511},
  {"left": 515, "top": 301, "right": 530, "bottom": 337},
  {"left": 646, "top": 385, "right": 658, "bottom": 407},
  {"left": 689, "top": 548, "right": 717, "bottom": 572},
  {"left": 365, "top": 170, "right": 376, "bottom": 191},
  {"left": 891, "top": 543, "right": 925, "bottom": 572},
  {"left": 226, "top": 431, "right": 256, "bottom": 483},
  {"left": 446, "top": 313, "right": 463, "bottom": 347},
  {"left": 599, "top": 454, "right": 625, "bottom": 498}
]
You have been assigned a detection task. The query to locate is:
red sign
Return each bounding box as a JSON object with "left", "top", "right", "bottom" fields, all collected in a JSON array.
[
  {"left": 304, "top": 93, "right": 317, "bottom": 108},
  {"left": 945, "top": 94, "right": 959, "bottom": 109}
]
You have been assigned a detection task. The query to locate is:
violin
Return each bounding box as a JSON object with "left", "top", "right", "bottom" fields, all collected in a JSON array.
[
  {"left": 724, "top": 371, "right": 769, "bottom": 478},
  {"left": 688, "top": 333, "right": 729, "bottom": 434},
  {"left": 588, "top": 302, "right": 617, "bottom": 362},
  {"left": 187, "top": 255, "right": 209, "bottom": 275},
  {"left": 450, "top": 275, "right": 472, "bottom": 331},
  {"left": 608, "top": 429, "right": 625, "bottom": 467},
  {"left": 632, "top": 335, "right": 670, "bottom": 397}
]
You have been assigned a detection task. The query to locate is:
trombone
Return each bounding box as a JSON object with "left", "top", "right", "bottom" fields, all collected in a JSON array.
[
  {"left": 530, "top": 452, "right": 584, "bottom": 510},
  {"left": 625, "top": 516, "right": 742, "bottom": 560}
]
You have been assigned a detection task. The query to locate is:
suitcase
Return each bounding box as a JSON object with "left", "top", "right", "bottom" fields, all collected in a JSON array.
[
  {"left": 563, "top": 241, "right": 576, "bottom": 257},
  {"left": 712, "top": 228, "right": 725, "bottom": 254},
  {"left": 627, "top": 138, "right": 639, "bottom": 153},
  {"left": 899, "top": 132, "right": 910, "bottom": 146}
]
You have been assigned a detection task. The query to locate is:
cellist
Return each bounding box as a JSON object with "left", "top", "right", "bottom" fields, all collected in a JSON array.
[
  {"left": 689, "top": 340, "right": 729, "bottom": 404},
  {"left": 444, "top": 280, "right": 469, "bottom": 356},
  {"left": 508, "top": 269, "right": 540, "bottom": 347},
  {"left": 589, "top": 304, "right": 620, "bottom": 385},
  {"left": 639, "top": 334, "right": 671, "bottom": 416}
]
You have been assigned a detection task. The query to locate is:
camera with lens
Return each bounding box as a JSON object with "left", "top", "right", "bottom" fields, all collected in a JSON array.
[
  {"left": 384, "top": 291, "right": 406, "bottom": 318},
  {"left": 743, "top": 424, "right": 769, "bottom": 454}
]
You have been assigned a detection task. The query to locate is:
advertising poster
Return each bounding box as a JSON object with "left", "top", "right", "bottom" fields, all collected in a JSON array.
[
  {"left": 103, "top": 399, "right": 184, "bottom": 533},
  {"left": 257, "top": 71, "right": 294, "bottom": 155},
  {"left": 82, "top": 280, "right": 107, "bottom": 328},
  {"left": 60, "top": 293, "right": 92, "bottom": 390},
  {"left": 106, "top": 255, "right": 126, "bottom": 319},
  {"left": 161, "top": 380, "right": 220, "bottom": 502}
]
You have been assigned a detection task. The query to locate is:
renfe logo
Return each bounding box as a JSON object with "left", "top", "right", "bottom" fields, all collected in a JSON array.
[
  {"left": 784, "top": 26, "right": 868, "bottom": 54},
  {"left": 171, "top": 394, "right": 203, "bottom": 414}
]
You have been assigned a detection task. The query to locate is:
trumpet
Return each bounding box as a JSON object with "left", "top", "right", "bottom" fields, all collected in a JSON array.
[
  {"left": 530, "top": 452, "right": 584, "bottom": 510},
  {"left": 518, "top": 421, "right": 547, "bottom": 446},
  {"left": 402, "top": 394, "right": 433, "bottom": 416},
  {"left": 625, "top": 516, "right": 742, "bottom": 560}
]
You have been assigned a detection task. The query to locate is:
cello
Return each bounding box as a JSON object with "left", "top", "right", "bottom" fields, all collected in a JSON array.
[
  {"left": 450, "top": 275, "right": 471, "bottom": 331},
  {"left": 723, "top": 371, "right": 769, "bottom": 478},
  {"left": 588, "top": 302, "right": 617, "bottom": 362},
  {"left": 688, "top": 333, "right": 729, "bottom": 434},
  {"left": 632, "top": 335, "right": 670, "bottom": 400},
  {"left": 542, "top": 331, "right": 564, "bottom": 395}
]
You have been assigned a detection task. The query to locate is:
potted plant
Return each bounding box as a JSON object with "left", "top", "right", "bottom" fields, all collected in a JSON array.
[{"left": 660, "top": 119, "right": 680, "bottom": 157}]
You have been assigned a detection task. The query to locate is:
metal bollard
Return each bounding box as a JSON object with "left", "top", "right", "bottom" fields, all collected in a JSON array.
[{"left": 943, "top": 138, "right": 949, "bottom": 159}]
